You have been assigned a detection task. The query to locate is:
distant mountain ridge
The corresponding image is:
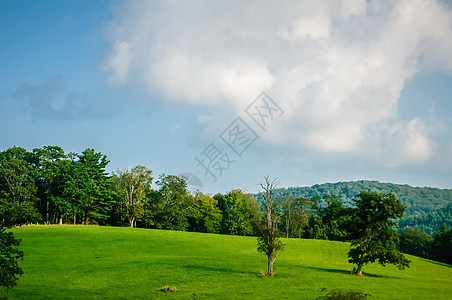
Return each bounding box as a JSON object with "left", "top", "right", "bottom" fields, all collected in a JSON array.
[{"left": 272, "top": 180, "right": 452, "bottom": 234}]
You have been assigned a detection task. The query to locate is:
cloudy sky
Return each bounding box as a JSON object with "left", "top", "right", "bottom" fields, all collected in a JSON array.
[{"left": 1, "top": 0, "right": 451, "bottom": 193}]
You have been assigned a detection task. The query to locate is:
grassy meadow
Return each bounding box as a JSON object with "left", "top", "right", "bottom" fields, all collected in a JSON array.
[{"left": 1, "top": 226, "right": 451, "bottom": 299}]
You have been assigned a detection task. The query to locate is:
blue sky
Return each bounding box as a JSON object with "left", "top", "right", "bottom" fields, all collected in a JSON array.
[{"left": 1, "top": 0, "right": 451, "bottom": 193}]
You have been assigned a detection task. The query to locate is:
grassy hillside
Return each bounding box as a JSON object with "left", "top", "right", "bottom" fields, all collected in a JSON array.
[{"left": 2, "top": 226, "right": 451, "bottom": 299}]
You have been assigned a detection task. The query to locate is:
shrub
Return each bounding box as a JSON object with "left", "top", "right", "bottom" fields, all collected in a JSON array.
[{"left": 317, "top": 288, "right": 370, "bottom": 300}]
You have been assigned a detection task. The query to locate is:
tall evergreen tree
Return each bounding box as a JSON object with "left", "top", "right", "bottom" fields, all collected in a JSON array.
[{"left": 76, "top": 149, "right": 112, "bottom": 225}]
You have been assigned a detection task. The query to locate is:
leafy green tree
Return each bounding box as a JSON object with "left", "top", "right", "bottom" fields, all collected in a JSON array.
[
  {"left": 399, "top": 203, "right": 452, "bottom": 235},
  {"left": 0, "top": 196, "right": 26, "bottom": 291},
  {"left": 109, "top": 180, "right": 128, "bottom": 227},
  {"left": 146, "top": 174, "right": 190, "bottom": 230},
  {"left": 31, "top": 146, "right": 76, "bottom": 224},
  {"left": 273, "top": 181, "right": 452, "bottom": 234},
  {"left": 256, "top": 176, "right": 284, "bottom": 275},
  {"left": 0, "top": 229, "right": 23, "bottom": 291},
  {"left": 399, "top": 227, "right": 432, "bottom": 258},
  {"left": 280, "top": 194, "right": 309, "bottom": 238},
  {"left": 0, "top": 148, "right": 41, "bottom": 226},
  {"left": 214, "top": 190, "right": 259, "bottom": 236},
  {"left": 348, "top": 191, "right": 410, "bottom": 275},
  {"left": 431, "top": 224, "right": 452, "bottom": 264},
  {"left": 0, "top": 148, "right": 36, "bottom": 203},
  {"left": 0, "top": 147, "right": 40, "bottom": 291},
  {"left": 187, "top": 192, "right": 222, "bottom": 233},
  {"left": 307, "top": 195, "right": 351, "bottom": 241},
  {"left": 59, "top": 157, "right": 87, "bottom": 225},
  {"left": 112, "top": 165, "right": 153, "bottom": 228},
  {"left": 52, "top": 159, "right": 82, "bottom": 225}
]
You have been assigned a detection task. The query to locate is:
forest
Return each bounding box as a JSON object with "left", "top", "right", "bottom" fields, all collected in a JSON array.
[
  {"left": 1, "top": 145, "right": 451, "bottom": 269},
  {"left": 273, "top": 181, "right": 452, "bottom": 235}
]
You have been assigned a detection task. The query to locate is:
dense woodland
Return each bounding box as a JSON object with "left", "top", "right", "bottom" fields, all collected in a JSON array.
[
  {"left": 273, "top": 182, "right": 452, "bottom": 235},
  {"left": 1, "top": 146, "right": 451, "bottom": 268}
]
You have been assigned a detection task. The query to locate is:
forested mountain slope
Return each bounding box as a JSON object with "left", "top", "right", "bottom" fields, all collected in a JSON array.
[{"left": 272, "top": 180, "right": 452, "bottom": 234}]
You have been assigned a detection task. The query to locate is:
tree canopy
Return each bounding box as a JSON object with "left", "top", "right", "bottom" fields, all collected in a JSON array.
[
  {"left": 348, "top": 191, "right": 410, "bottom": 275},
  {"left": 0, "top": 230, "right": 23, "bottom": 290},
  {"left": 272, "top": 181, "right": 452, "bottom": 234},
  {"left": 112, "top": 165, "right": 153, "bottom": 228}
]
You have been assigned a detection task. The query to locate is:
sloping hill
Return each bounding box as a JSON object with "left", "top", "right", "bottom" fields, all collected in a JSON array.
[
  {"left": 2, "top": 226, "right": 451, "bottom": 299},
  {"left": 272, "top": 180, "right": 452, "bottom": 233}
]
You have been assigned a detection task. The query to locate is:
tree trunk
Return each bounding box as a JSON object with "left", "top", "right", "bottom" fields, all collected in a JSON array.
[
  {"left": 46, "top": 201, "right": 49, "bottom": 224},
  {"left": 73, "top": 214, "right": 76, "bottom": 225},
  {"left": 59, "top": 217, "right": 63, "bottom": 225},
  {"left": 129, "top": 218, "right": 135, "bottom": 228},
  {"left": 355, "top": 253, "right": 365, "bottom": 276},
  {"left": 83, "top": 210, "right": 89, "bottom": 225},
  {"left": 286, "top": 211, "right": 291, "bottom": 238},
  {"left": 286, "top": 218, "right": 289, "bottom": 238},
  {"left": 355, "top": 262, "right": 364, "bottom": 276},
  {"left": 268, "top": 256, "right": 274, "bottom": 274}
]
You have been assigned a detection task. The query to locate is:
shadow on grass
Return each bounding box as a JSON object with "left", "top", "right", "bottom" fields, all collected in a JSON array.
[
  {"left": 303, "top": 266, "right": 401, "bottom": 279},
  {"left": 304, "top": 266, "right": 351, "bottom": 276},
  {"left": 419, "top": 258, "right": 452, "bottom": 268},
  {"left": 184, "top": 264, "right": 254, "bottom": 276}
]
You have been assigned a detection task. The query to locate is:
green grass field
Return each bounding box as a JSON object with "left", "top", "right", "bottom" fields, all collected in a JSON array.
[{"left": 1, "top": 226, "right": 451, "bottom": 299}]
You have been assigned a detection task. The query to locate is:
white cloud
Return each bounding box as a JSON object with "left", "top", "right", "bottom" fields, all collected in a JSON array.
[
  {"left": 282, "top": 14, "right": 332, "bottom": 40},
  {"left": 104, "top": 0, "right": 452, "bottom": 165},
  {"left": 385, "top": 118, "right": 436, "bottom": 165},
  {"left": 104, "top": 41, "right": 133, "bottom": 84},
  {"left": 149, "top": 53, "right": 274, "bottom": 107},
  {"left": 341, "top": 0, "right": 367, "bottom": 18}
]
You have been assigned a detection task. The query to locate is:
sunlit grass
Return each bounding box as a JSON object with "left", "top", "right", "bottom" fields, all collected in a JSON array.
[{"left": 1, "top": 226, "right": 451, "bottom": 299}]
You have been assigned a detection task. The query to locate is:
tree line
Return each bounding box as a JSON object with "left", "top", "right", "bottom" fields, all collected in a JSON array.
[
  {"left": 1, "top": 145, "right": 451, "bottom": 288},
  {"left": 275, "top": 181, "right": 452, "bottom": 234},
  {"left": 0, "top": 146, "right": 260, "bottom": 234}
]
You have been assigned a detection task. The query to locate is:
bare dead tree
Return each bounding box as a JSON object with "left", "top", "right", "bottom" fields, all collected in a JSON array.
[{"left": 257, "top": 176, "right": 284, "bottom": 275}]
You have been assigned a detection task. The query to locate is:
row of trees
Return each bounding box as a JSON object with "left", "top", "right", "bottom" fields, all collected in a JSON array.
[
  {"left": 112, "top": 172, "right": 259, "bottom": 235},
  {"left": 399, "top": 224, "right": 452, "bottom": 264},
  {"left": 0, "top": 146, "right": 261, "bottom": 234},
  {"left": 1, "top": 145, "right": 450, "bottom": 288},
  {"left": 399, "top": 203, "right": 452, "bottom": 235},
  {"left": 2, "top": 146, "right": 449, "bottom": 243},
  {"left": 256, "top": 178, "right": 410, "bottom": 276},
  {"left": 0, "top": 146, "right": 112, "bottom": 227},
  {"left": 0, "top": 145, "right": 115, "bottom": 290},
  {"left": 276, "top": 180, "right": 452, "bottom": 220}
]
